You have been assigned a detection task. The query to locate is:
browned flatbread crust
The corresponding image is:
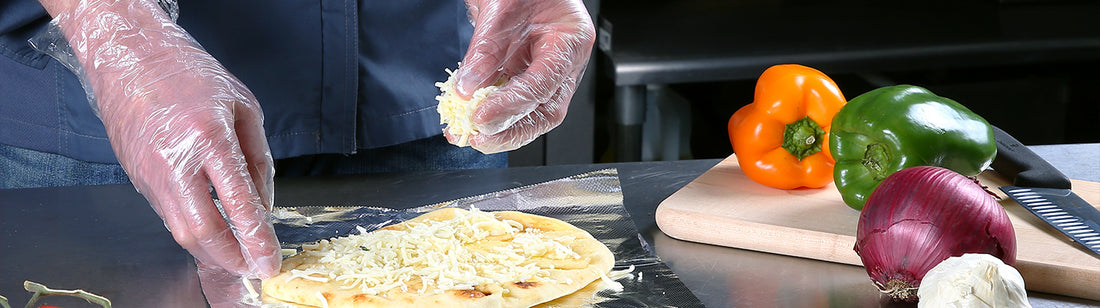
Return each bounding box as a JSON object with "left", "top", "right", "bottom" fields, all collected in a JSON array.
[
  {"left": 262, "top": 208, "right": 615, "bottom": 307},
  {"left": 532, "top": 276, "right": 607, "bottom": 308}
]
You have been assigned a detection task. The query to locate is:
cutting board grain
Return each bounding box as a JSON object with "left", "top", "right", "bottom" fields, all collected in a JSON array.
[{"left": 656, "top": 154, "right": 1100, "bottom": 301}]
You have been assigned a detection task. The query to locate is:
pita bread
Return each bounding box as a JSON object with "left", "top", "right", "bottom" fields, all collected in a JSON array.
[{"left": 262, "top": 208, "right": 614, "bottom": 307}]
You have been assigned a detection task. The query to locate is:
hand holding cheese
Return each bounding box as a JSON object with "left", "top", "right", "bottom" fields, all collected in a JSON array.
[
  {"left": 436, "top": 68, "right": 508, "bottom": 148},
  {"left": 442, "top": 0, "right": 595, "bottom": 154}
]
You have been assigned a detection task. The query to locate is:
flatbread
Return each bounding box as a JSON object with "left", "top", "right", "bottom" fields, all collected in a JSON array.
[
  {"left": 262, "top": 208, "right": 615, "bottom": 307},
  {"left": 532, "top": 276, "right": 606, "bottom": 308}
]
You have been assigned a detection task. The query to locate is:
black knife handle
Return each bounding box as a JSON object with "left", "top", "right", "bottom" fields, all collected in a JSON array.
[{"left": 990, "top": 125, "right": 1072, "bottom": 189}]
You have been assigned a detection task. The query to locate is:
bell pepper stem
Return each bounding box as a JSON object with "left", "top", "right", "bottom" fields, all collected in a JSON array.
[
  {"left": 782, "top": 116, "right": 825, "bottom": 160},
  {"left": 862, "top": 143, "right": 891, "bottom": 180}
]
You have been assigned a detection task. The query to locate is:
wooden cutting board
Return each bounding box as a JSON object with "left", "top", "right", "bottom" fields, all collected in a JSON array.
[{"left": 656, "top": 154, "right": 1100, "bottom": 301}]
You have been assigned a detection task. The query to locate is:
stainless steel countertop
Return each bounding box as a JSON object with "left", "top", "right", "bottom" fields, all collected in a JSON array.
[{"left": 1, "top": 143, "right": 1097, "bottom": 307}]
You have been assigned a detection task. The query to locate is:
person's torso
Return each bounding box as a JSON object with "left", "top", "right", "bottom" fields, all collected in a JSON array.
[{"left": 0, "top": 0, "right": 471, "bottom": 163}]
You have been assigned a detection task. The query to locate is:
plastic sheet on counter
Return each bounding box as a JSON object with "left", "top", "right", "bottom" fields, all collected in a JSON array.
[{"left": 260, "top": 168, "right": 703, "bottom": 307}]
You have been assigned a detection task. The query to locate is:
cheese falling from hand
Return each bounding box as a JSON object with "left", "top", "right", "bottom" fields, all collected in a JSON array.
[
  {"left": 435, "top": 67, "right": 508, "bottom": 147},
  {"left": 288, "top": 208, "right": 582, "bottom": 296}
]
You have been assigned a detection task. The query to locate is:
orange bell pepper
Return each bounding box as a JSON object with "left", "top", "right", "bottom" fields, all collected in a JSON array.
[{"left": 729, "top": 64, "right": 846, "bottom": 189}]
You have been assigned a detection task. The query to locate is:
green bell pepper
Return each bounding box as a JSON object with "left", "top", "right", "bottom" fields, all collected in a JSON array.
[{"left": 829, "top": 85, "right": 997, "bottom": 210}]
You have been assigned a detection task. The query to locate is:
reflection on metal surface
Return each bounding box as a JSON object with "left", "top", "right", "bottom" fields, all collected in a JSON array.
[{"left": 653, "top": 231, "right": 913, "bottom": 308}]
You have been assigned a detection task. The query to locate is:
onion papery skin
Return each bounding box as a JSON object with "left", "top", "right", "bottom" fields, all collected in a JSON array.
[{"left": 853, "top": 166, "right": 1017, "bottom": 302}]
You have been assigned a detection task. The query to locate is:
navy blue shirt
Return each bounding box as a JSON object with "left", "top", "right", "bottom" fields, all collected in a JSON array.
[{"left": 0, "top": 0, "right": 472, "bottom": 164}]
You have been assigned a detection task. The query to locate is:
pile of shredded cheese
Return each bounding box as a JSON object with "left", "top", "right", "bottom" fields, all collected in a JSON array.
[
  {"left": 435, "top": 67, "right": 508, "bottom": 147},
  {"left": 288, "top": 208, "right": 582, "bottom": 296}
]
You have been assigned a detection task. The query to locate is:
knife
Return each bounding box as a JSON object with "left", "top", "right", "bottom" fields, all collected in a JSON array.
[{"left": 990, "top": 125, "right": 1100, "bottom": 258}]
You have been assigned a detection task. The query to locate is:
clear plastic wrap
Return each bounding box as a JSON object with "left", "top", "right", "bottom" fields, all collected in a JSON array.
[{"left": 260, "top": 169, "right": 702, "bottom": 307}]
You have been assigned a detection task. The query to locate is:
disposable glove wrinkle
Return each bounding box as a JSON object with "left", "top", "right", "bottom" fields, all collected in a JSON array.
[
  {"left": 32, "top": 2, "right": 280, "bottom": 304},
  {"left": 447, "top": 0, "right": 595, "bottom": 154}
]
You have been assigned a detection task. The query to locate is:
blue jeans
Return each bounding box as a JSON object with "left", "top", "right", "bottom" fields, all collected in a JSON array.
[
  {"left": 0, "top": 143, "right": 131, "bottom": 189},
  {"left": 0, "top": 135, "right": 506, "bottom": 188},
  {"left": 274, "top": 135, "right": 508, "bottom": 177}
]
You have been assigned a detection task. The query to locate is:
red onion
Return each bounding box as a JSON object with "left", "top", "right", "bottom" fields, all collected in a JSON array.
[{"left": 854, "top": 166, "right": 1016, "bottom": 301}]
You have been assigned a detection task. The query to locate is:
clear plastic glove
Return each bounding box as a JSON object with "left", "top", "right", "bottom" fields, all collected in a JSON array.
[
  {"left": 448, "top": 0, "right": 596, "bottom": 154},
  {"left": 197, "top": 260, "right": 264, "bottom": 307},
  {"left": 35, "top": 0, "right": 280, "bottom": 283}
]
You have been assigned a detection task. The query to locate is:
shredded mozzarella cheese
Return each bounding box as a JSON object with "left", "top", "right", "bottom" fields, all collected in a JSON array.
[
  {"left": 288, "top": 208, "right": 583, "bottom": 296},
  {"left": 316, "top": 291, "right": 329, "bottom": 308},
  {"left": 289, "top": 269, "right": 331, "bottom": 282},
  {"left": 280, "top": 249, "right": 298, "bottom": 257},
  {"left": 241, "top": 276, "right": 261, "bottom": 306},
  {"left": 435, "top": 66, "right": 508, "bottom": 147},
  {"left": 597, "top": 269, "right": 624, "bottom": 292},
  {"left": 607, "top": 265, "right": 635, "bottom": 280}
]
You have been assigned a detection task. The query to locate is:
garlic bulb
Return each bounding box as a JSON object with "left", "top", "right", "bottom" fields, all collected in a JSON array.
[{"left": 917, "top": 253, "right": 1031, "bottom": 308}]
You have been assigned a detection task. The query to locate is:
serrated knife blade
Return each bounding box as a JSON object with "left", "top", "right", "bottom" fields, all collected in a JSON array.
[
  {"left": 991, "top": 125, "right": 1100, "bottom": 259},
  {"left": 1002, "top": 186, "right": 1100, "bottom": 256}
]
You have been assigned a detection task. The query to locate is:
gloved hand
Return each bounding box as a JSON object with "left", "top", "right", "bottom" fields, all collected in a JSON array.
[
  {"left": 449, "top": 0, "right": 596, "bottom": 154},
  {"left": 197, "top": 260, "right": 264, "bottom": 307},
  {"left": 37, "top": 0, "right": 280, "bottom": 286}
]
